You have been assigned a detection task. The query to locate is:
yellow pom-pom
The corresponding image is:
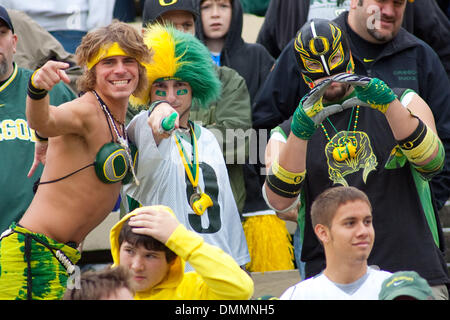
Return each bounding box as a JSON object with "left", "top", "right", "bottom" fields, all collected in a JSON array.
[{"left": 243, "top": 215, "right": 295, "bottom": 272}]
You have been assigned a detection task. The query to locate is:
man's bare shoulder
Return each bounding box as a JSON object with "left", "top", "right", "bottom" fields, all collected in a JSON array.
[{"left": 56, "top": 92, "right": 98, "bottom": 114}]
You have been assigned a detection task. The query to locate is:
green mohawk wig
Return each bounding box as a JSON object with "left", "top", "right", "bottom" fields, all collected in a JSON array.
[{"left": 130, "top": 24, "right": 221, "bottom": 108}]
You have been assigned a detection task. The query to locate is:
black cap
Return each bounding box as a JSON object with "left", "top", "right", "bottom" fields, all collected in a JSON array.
[
  {"left": 142, "top": 0, "right": 198, "bottom": 27},
  {"left": 0, "top": 6, "right": 14, "bottom": 33}
]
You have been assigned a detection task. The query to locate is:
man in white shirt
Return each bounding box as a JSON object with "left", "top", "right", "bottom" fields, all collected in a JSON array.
[
  {"left": 122, "top": 24, "right": 250, "bottom": 271},
  {"left": 280, "top": 186, "right": 391, "bottom": 300}
]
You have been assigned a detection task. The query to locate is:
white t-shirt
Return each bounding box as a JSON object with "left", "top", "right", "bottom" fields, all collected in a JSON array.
[
  {"left": 280, "top": 267, "right": 392, "bottom": 300},
  {"left": 123, "top": 111, "right": 250, "bottom": 270}
]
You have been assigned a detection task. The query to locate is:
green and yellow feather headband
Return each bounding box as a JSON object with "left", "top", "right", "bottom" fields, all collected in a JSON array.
[{"left": 130, "top": 24, "right": 221, "bottom": 108}]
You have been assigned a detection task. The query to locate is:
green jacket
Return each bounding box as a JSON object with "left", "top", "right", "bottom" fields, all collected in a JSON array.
[
  {"left": 126, "top": 65, "right": 252, "bottom": 214},
  {"left": 240, "top": 0, "right": 270, "bottom": 16}
]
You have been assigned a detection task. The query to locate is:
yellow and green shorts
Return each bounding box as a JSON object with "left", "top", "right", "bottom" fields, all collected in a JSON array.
[{"left": 0, "top": 223, "right": 80, "bottom": 300}]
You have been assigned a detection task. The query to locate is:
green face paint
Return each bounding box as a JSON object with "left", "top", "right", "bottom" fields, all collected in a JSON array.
[
  {"left": 177, "top": 89, "right": 188, "bottom": 96},
  {"left": 155, "top": 90, "right": 167, "bottom": 97}
]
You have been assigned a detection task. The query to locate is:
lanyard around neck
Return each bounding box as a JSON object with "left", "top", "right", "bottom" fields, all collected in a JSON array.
[{"left": 174, "top": 121, "right": 199, "bottom": 188}]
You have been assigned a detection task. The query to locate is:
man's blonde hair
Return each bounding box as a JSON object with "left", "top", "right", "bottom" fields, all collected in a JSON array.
[{"left": 75, "top": 20, "right": 152, "bottom": 99}]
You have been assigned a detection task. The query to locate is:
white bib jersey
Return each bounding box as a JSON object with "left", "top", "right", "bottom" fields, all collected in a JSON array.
[
  {"left": 280, "top": 267, "right": 392, "bottom": 300},
  {"left": 122, "top": 111, "right": 250, "bottom": 270}
]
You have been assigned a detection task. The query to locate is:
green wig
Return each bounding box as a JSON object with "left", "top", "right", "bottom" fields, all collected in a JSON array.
[{"left": 130, "top": 24, "right": 221, "bottom": 108}]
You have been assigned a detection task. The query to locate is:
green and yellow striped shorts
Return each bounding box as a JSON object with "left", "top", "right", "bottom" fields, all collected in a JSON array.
[{"left": 0, "top": 223, "right": 80, "bottom": 300}]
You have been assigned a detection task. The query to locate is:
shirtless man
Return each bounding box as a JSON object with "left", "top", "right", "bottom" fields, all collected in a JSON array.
[{"left": 0, "top": 21, "right": 151, "bottom": 300}]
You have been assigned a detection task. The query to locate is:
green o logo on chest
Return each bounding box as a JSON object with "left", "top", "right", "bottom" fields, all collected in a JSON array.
[{"left": 95, "top": 142, "right": 129, "bottom": 183}]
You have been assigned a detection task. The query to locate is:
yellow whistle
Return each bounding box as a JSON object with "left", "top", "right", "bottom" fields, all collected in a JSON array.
[
  {"left": 333, "top": 142, "right": 356, "bottom": 161},
  {"left": 192, "top": 193, "right": 213, "bottom": 216}
]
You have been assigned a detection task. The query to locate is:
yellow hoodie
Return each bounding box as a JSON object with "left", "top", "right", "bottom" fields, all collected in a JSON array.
[{"left": 110, "top": 206, "right": 254, "bottom": 300}]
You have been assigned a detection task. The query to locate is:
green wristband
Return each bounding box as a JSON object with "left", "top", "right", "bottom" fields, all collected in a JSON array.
[{"left": 291, "top": 104, "right": 317, "bottom": 140}]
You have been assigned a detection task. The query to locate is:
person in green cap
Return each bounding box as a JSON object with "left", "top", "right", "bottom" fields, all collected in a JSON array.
[{"left": 379, "top": 271, "right": 435, "bottom": 300}]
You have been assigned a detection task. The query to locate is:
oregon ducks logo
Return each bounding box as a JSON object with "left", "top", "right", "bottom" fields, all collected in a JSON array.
[
  {"left": 159, "top": 0, "right": 178, "bottom": 6},
  {"left": 325, "top": 131, "right": 377, "bottom": 186},
  {"left": 309, "top": 36, "right": 329, "bottom": 56},
  {"left": 95, "top": 143, "right": 130, "bottom": 184}
]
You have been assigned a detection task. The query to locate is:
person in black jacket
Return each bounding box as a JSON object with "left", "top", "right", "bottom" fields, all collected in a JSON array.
[
  {"left": 253, "top": 0, "right": 450, "bottom": 214},
  {"left": 263, "top": 18, "right": 449, "bottom": 299},
  {"left": 436, "top": 0, "right": 450, "bottom": 18},
  {"left": 195, "top": 0, "right": 274, "bottom": 104},
  {"left": 257, "top": 0, "right": 349, "bottom": 59},
  {"left": 256, "top": 0, "right": 450, "bottom": 79}
]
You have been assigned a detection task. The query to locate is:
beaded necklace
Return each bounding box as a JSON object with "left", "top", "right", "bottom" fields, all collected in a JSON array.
[
  {"left": 320, "top": 105, "right": 360, "bottom": 162},
  {"left": 93, "top": 90, "right": 139, "bottom": 185}
]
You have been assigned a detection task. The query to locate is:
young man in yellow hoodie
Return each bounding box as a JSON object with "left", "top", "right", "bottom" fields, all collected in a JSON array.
[{"left": 109, "top": 205, "right": 254, "bottom": 300}]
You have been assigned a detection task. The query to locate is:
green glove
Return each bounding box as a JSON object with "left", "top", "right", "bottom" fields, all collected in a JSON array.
[
  {"left": 332, "top": 74, "right": 397, "bottom": 113},
  {"left": 291, "top": 78, "right": 352, "bottom": 140}
]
